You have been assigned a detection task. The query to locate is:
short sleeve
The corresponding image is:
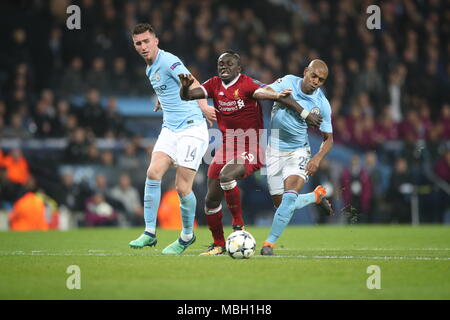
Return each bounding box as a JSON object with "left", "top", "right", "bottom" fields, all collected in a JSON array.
[
  {"left": 244, "top": 77, "right": 266, "bottom": 97},
  {"left": 268, "top": 75, "right": 295, "bottom": 92},
  {"left": 165, "top": 54, "right": 191, "bottom": 79},
  {"left": 201, "top": 78, "right": 216, "bottom": 99},
  {"left": 320, "top": 98, "right": 333, "bottom": 133}
]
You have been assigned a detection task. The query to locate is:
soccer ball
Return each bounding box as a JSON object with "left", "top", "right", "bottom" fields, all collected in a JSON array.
[{"left": 225, "top": 230, "right": 256, "bottom": 259}]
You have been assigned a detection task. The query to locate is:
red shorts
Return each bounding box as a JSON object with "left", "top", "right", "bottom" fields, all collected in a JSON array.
[{"left": 207, "top": 144, "right": 264, "bottom": 179}]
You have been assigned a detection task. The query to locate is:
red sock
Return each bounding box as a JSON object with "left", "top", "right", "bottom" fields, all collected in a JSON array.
[
  {"left": 224, "top": 185, "right": 244, "bottom": 227},
  {"left": 205, "top": 209, "right": 225, "bottom": 247}
]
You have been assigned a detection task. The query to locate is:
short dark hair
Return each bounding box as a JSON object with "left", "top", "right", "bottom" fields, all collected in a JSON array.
[
  {"left": 132, "top": 23, "right": 156, "bottom": 36},
  {"left": 222, "top": 50, "right": 241, "bottom": 65}
]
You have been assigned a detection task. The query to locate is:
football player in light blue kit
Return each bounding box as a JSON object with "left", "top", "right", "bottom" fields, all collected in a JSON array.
[
  {"left": 129, "top": 23, "right": 216, "bottom": 254},
  {"left": 261, "top": 60, "right": 334, "bottom": 255}
]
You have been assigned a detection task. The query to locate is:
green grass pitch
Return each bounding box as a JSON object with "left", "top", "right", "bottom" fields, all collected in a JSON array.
[{"left": 0, "top": 225, "right": 449, "bottom": 300}]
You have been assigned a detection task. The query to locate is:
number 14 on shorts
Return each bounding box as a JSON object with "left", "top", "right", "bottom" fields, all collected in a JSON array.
[{"left": 184, "top": 145, "right": 197, "bottom": 162}]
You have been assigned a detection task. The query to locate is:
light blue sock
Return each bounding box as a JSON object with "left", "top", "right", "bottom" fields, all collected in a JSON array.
[
  {"left": 266, "top": 191, "right": 298, "bottom": 244},
  {"left": 179, "top": 192, "right": 197, "bottom": 236},
  {"left": 143, "top": 179, "right": 161, "bottom": 231},
  {"left": 294, "top": 192, "right": 316, "bottom": 210}
]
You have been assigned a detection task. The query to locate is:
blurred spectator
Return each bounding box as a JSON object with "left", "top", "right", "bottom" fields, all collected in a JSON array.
[
  {"left": 33, "top": 91, "right": 56, "bottom": 137},
  {"left": 100, "top": 150, "right": 115, "bottom": 166},
  {"left": 2, "top": 148, "right": 31, "bottom": 185},
  {"left": 8, "top": 177, "right": 48, "bottom": 231},
  {"left": 86, "top": 143, "right": 101, "bottom": 164},
  {"left": 64, "top": 127, "right": 90, "bottom": 163},
  {"left": 110, "top": 173, "right": 143, "bottom": 226},
  {"left": 117, "top": 142, "right": 141, "bottom": 170},
  {"left": 386, "top": 158, "right": 414, "bottom": 223},
  {"left": 84, "top": 192, "right": 119, "bottom": 227},
  {"left": 52, "top": 99, "right": 72, "bottom": 137},
  {"left": 1, "top": 113, "right": 31, "bottom": 138},
  {"left": 85, "top": 57, "right": 110, "bottom": 94},
  {"left": 80, "top": 88, "right": 106, "bottom": 136},
  {"left": 103, "top": 97, "right": 126, "bottom": 138},
  {"left": 364, "top": 151, "right": 385, "bottom": 223},
  {"left": 434, "top": 150, "right": 450, "bottom": 183},
  {"left": 340, "top": 155, "right": 372, "bottom": 223},
  {"left": 438, "top": 104, "right": 450, "bottom": 140},
  {"left": 59, "top": 56, "right": 85, "bottom": 97},
  {"left": 55, "top": 171, "right": 86, "bottom": 212},
  {"left": 110, "top": 57, "right": 130, "bottom": 95}
]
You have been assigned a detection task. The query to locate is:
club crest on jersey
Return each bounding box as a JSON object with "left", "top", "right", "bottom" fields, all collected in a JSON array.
[
  {"left": 233, "top": 89, "right": 240, "bottom": 100},
  {"left": 310, "top": 107, "right": 320, "bottom": 115},
  {"left": 153, "top": 72, "right": 161, "bottom": 82}
]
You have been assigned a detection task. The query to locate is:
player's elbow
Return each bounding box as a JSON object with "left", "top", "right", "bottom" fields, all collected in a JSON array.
[{"left": 324, "top": 133, "right": 334, "bottom": 146}]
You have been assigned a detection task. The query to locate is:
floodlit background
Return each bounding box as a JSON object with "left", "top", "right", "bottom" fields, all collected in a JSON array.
[{"left": 0, "top": 0, "right": 449, "bottom": 231}]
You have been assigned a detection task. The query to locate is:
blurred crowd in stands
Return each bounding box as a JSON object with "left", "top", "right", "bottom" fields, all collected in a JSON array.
[{"left": 0, "top": 0, "right": 449, "bottom": 229}]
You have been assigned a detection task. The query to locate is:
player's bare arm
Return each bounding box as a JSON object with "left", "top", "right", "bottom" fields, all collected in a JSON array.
[
  {"left": 253, "top": 86, "right": 322, "bottom": 128},
  {"left": 179, "top": 74, "right": 204, "bottom": 100},
  {"left": 306, "top": 132, "right": 333, "bottom": 176},
  {"left": 178, "top": 74, "right": 216, "bottom": 124}
]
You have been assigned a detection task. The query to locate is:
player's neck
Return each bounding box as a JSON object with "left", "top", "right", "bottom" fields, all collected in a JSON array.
[{"left": 222, "top": 73, "right": 241, "bottom": 86}]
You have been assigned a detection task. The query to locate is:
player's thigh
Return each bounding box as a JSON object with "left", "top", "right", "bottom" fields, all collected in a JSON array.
[
  {"left": 147, "top": 151, "right": 173, "bottom": 180},
  {"left": 175, "top": 123, "right": 209, "bottom": 171},
  {"left": 219, "top": 161, "right": 246, "bottom": 182},
  {"left": 266, "top": 147, "right": 285, "bottom": 197},
  {"left": 152, "top": 127, "right": 177, "bottom": 164},
  {"left": 282, "top": 147, "right": 311, "bottom": 186},
  {"left": 205, "top": 177, "right": 223, "bottom": 209},
  {"left": 283, "top": 174, "right": 306, "bottom": 193}
]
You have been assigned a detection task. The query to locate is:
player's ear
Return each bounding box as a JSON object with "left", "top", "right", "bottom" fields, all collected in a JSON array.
[{"left": 303, "top": 67, "right": 308, "bottom": 77}]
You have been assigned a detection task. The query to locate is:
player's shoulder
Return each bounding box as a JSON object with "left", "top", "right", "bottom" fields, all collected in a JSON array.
[
  {"left": 241, "top": 74, "right": 265, "bottom": 87},
  {"left": 317, "top": 89, "right": 332, "bottom": 111},
  {"left": 203, "top": 76, "right": 221, "bottom": 87},
  {"left": 159, "top": 50, "right": 184, "bottom": 68},
  {"left": 272, "top": 74, "right": 299, "bottom": 85}
]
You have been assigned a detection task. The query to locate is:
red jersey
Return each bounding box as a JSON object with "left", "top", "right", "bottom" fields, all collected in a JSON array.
[{"left": 201, "top": 74, "right": 265, "bottom": 145}]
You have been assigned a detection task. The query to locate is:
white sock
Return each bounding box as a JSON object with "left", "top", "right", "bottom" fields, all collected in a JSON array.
[
  {"left": 180, "top": 232, "right": 193, "bottom": 242},
  {"left": 145, "top": 228, "right": 156, "bottom": 235}
]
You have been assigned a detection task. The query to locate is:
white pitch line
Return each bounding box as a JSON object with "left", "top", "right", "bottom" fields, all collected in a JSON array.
[{"left": 0, "top": 251, "right": 449, "bottom": 261}]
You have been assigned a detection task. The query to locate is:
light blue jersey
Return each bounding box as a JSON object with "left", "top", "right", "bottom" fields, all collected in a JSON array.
[
  {"left": 268, "top": 75, "right": 333, "bottom": 150},
  {"left": 146, "top": 49, "right": 205, "bottom": 131}
]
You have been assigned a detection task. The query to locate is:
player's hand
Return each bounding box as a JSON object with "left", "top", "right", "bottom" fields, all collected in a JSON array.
[
  {"left": 178, "top": 74, "right": 194, "bottom": 88},
  {"left": 201, "top": 105, "right": 217, "bottom": 126},
  {"left": 276, "top": 89, "right": 292, "bottom": 99},
  {"left": 306, "top": 156, "right": 321, "bottom": 176},
  {"left": 153, "top": 100, "right": 162, "bottom": 112},
  {"left": 305, "top": 113, "right": 322, "bottom": 128}
]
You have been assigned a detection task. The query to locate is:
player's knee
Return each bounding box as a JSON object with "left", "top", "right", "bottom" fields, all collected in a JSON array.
[
  {"left": 205, "top": 198, "right": 221, "bottom": 212},
  {"left": 219, "top": 170, "right": 233, "bottom": 183},
  {"left": 147, "top": 167, "right": 162, "bottom": 181},
  {"left": 175, "top": 184, "right": 192, "bottom": 198}
]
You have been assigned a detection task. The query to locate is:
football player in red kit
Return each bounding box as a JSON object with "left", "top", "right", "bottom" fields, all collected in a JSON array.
[{"left": 179, "top": 51, "right": 322, "bottom": 255}]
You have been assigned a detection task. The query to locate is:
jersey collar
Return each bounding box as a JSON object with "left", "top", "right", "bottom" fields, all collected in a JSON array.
[{"left": 221, "top": 73, "right": 241, "bottom": 89}]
